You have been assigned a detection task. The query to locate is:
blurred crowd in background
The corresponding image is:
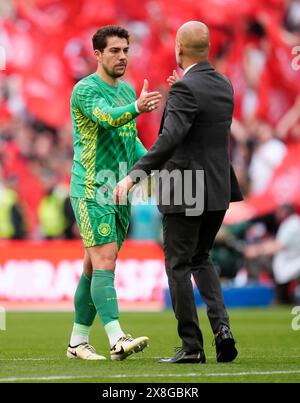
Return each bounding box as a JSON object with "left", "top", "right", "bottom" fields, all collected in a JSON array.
[{"left": 0, "top": 0, "right": 300, "bottom": 302}]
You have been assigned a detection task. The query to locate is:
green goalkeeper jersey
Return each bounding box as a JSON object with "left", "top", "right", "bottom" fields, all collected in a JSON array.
[{"left": 70, "top": 73, "right": 147, "bottom": 205}]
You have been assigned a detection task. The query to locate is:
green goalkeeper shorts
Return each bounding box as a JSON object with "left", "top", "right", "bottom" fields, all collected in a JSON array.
[{"left": 70, "top": 197, "right": 128, "bottom": 250}]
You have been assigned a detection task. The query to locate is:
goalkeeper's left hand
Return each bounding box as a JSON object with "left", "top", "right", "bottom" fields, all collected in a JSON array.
[{"left": 113, "top": 175, "right": 134, "bottom": 205}]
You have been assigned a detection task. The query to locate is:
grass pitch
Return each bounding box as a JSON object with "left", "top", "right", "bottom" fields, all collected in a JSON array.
[{"left": 0, "top": 307, "right": 299, "bottom": 383}]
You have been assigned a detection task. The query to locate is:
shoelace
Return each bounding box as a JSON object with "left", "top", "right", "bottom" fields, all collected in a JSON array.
[
  {"left": 211, "top": 327, "right": 237, "bottom": 346},
  {"left": 111, "top": 335, "right": 133, "bottom": 349},
  {"left": 83, "top": 344, "right": 96, "bottom": 354},
  {"left": 120, "top": 335, "right": 133, "bottom": 342},
  {"left": 111, "top": 335, "right": 133, "bottom": 352}
]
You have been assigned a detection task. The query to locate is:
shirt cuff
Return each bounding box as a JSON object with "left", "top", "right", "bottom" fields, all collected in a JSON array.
[{"left": 135, "top": 101, "right": 141, "bottom": 113}]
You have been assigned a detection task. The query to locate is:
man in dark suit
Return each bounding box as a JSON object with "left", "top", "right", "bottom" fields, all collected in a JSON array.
[{"left": 114, "top": 21, "right": 242, "bottom": 364}]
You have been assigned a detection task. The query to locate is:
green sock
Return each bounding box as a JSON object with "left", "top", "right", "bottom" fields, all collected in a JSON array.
[
  {"left": 91, "top": 270, "right": 125, "bottom": 347},
  {"left": 91, "top": 270, "right": 120, "bottom": 326},
  {"left": 74, "top": 273, "right": 97, "bottom": 326}
]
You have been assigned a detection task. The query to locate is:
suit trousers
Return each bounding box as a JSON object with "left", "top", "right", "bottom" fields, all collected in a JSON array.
[{"left": 162, "top": 210, "right": 229, "bottom": 353}]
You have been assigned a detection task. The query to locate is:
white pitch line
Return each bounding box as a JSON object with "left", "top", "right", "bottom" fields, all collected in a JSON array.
[
  {"left": 132, "top": 355, "right": 300, "bottom": 360},
  {"left": 2, "top": 355, "right": 300, "bottom": 362},
  {"left": 0, "top": 358, "right": 56, "bottom": 361},
  {"left": 0, "top": 375, "right": 98, "bottom": 382},
  {"left": 1, "top": 370, "right": 300, "bottom": 382}
]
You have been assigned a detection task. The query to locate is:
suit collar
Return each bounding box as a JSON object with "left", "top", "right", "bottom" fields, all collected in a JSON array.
[
  {"left": 184, "top": 60, "right": 214, "bottom": 76},
  {"left": 183, "top": 63, "right": 197, "bottom": 75}
]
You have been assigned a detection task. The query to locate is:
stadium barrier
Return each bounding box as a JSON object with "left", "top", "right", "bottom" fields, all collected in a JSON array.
[
  {"left": 0, "top": 240, "right": 167, "bottom": 310},
  {"left": 0, "top": 240, "right": 275, "bottom": 310},
  {"left": 164, "top": 285, "right": 275, "bottom": 308}
]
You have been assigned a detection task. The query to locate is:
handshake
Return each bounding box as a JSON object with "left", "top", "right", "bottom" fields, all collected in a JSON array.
[
  {"left": 136, "top": 70, "right": 180, "bottom": 114},
  {"left": 136, "top": 79, "right": 162, "bottom": 113}
]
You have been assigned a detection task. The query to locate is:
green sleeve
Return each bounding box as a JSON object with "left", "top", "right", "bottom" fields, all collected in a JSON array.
[
  {"left": 74, "top": 84, "right": 140, "bottom": 129},
  {"left": 135, "top": 137, "right": 147, "bottom": 162}
]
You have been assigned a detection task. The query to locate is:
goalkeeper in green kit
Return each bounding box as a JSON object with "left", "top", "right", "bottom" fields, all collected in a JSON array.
[{"left": 67, "top": 26, "right": 162, "bottom": 361}]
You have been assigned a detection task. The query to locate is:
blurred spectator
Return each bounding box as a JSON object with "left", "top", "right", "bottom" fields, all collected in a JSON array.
[
  {"left": 63, "top": 195, "right": 77, "bottom": 239},
  {"left": 248, "top": 119, "right": 286, "bottom": 194},
  {"left": 211, "top": 225, "right": 244, "bottom": 279},
  {"left": 245, "top": 204, "right": 300, "bottom": 303},
  {"left": 276, "top": 95, "right": 300, "bottom": 143},
  {"left": 284, "top": 0, "right": 300, "bottom": 32},
  {"left": 0, "top": 170, "right": 25, "bottom": 239},
  {"left": 37, "top": 170, "right": 68, "bottom": 239}
]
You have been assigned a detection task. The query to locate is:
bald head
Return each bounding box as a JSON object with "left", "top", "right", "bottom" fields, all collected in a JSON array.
[{"left": 176, "top": 21, "right": 210, "bottom": 66}]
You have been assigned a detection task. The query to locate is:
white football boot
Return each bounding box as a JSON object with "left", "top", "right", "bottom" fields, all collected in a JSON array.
[
  {"left": 67, "top": 343, "right": 106, "bottom": 360},
  {"left": 110, "top": 334, "right": 149, "bottom": 361}
]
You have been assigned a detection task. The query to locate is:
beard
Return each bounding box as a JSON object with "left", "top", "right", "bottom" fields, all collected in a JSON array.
[{"left": 103, "top": 63, "right": 126, "bottom": 78}]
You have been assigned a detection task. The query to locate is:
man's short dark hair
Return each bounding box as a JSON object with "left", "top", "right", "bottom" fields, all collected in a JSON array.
[{"left": 92, "top": 26, "right": 130, "bottom": 52}]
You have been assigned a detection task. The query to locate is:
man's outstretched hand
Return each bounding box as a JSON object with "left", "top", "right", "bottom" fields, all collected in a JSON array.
[{"left": 136, "top": 79, "right": 162, "bottom": 113}]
